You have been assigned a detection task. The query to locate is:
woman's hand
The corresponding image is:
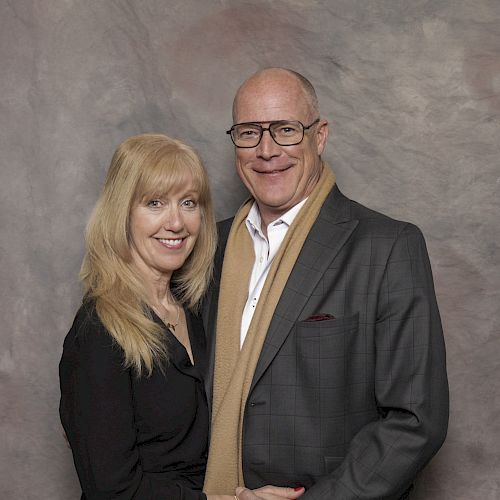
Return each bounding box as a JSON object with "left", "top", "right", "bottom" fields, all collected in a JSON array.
[{"left": 235, "top": 485, "right": 305, "bottom": 500}]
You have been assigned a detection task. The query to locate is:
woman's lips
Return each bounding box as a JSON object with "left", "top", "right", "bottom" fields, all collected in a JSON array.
[{"left": 156, "top": 237, "right": 185, "bottom": 249}]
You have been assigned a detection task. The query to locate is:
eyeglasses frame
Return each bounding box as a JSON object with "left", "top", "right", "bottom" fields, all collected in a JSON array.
[{"left": 226, "top": 118, "right": 321, "bottom": 148}]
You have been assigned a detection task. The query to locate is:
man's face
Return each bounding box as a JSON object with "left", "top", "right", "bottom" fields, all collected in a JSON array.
[{"left": 233, "top": 72, "right": 328, "bottom": 224}]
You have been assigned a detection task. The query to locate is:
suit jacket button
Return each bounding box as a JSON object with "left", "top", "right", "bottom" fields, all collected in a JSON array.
[{"left": 249, "top": 401, "right": 265, "bottom": 407}]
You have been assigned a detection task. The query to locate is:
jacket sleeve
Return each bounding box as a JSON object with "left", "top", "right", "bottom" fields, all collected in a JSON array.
[
  {"left": 304, "top": 224, "right": 449, "bottom": 499},
  {"left": 59, "top": 307, "right": 206, "bottom": 500}
]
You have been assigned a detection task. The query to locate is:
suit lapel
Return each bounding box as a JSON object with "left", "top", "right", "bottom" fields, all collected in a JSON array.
[
  {"left": 250, "top": 186, "right": 358, "bottom": 392},
  {"left": 204, "top": 187, "right": 359, "bottom": 402}
]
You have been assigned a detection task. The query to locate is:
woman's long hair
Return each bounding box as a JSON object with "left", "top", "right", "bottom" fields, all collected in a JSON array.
[{"left": 80, "top": 134, "right": 217, "bottom": 376}]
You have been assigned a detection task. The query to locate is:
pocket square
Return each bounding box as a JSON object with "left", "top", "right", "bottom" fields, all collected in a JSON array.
[{"left": 304, "top": 313, "right": 336, "bottom": 322}]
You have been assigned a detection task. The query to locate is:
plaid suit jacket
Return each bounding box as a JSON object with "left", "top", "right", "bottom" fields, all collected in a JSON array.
[{"left": 203, "top": 185, "right": 448, "bottom": 499}]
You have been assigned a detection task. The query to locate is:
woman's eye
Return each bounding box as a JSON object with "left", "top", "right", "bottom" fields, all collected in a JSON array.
[
  {"left": 147, "top": 199, "right": 162, "bottom": 208},
  {"left": 182, "top": 199, "right": 197, "bottom": 209}
]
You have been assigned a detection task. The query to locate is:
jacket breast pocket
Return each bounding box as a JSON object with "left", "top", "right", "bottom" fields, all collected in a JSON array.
[
  {"left": 296, "top": 313, "right": 359, "bottom": 359},
  {"left": 294, "top": 313, "right": 359, "bottom": 391}
]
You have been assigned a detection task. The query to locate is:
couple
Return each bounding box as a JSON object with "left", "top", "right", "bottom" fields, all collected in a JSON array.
[{"left": 59, "top": 68, "right": 449, "bottom": 500}]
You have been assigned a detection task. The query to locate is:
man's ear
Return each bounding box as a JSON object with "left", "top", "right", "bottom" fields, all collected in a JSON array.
[{"left": 316, "top": 119, "right": 329, "bottom": 155}]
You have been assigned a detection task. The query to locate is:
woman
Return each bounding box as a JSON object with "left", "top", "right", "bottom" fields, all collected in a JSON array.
[{"left": 59, "top": 134, "right": 302, "bottom": 500}]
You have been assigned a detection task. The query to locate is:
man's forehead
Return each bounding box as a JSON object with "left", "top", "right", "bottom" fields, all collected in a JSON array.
[
  {"left": 234, "top": 82, "right": 311, "bottom": 122},
  {"left": 239, "top": 72, "right": 301, "bottom": 98}
]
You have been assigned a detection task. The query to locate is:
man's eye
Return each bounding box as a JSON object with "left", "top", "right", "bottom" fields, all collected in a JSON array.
[
  {"left": 238, "top": 128, "right": 259, "bottom": 138},
  {"left": 277, "top": 125, "right": 299, "bottom": 136}
]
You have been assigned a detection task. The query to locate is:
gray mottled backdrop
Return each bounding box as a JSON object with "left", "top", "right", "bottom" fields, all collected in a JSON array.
[{"left": 1, "top": 1, "right": 499, "bottom": 498}]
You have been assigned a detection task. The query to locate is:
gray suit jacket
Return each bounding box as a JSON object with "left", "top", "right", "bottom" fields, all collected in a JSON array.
[{"left": 203, "top": 185, "right": 448, "bottom": 499}]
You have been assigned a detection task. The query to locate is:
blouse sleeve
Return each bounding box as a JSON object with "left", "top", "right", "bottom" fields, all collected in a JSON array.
[{"left": 59, "top": 306, "right": 207, "bottom": 500}]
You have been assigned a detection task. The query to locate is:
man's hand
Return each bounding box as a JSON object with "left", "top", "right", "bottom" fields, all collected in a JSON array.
[{"left": 236, "top": 485, "right": 305, "bottom": 500}]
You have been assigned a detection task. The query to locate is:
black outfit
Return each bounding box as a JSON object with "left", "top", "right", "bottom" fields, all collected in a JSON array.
[{"left": 59, "top": 301, "right": 208, "bottom": 500}]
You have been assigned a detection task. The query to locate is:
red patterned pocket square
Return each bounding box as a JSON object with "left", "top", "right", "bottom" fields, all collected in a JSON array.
[{"left": 304, "top": 313, "right": 336, "bottom": 322}]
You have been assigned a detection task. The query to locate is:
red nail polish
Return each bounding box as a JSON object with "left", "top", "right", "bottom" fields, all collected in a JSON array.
[{"left": 294, "top": 485, "right": 304, "bottom": 491}]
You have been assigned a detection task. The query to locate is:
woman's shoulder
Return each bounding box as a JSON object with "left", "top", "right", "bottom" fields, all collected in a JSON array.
[
  {"left": 69, "top": 298, "right": 102, "bottom": 333},
  {"left": 64, "top": 299, "right": 118, "bottom": 355}
]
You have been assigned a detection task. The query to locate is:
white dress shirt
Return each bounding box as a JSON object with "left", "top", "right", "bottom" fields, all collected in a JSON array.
[{"left": 240, "top": 198, "right": 307, "bottom": 348}]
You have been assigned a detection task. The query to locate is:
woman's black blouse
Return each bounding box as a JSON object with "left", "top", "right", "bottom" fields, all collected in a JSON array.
[{"left": 59, "top": 302, "right": 208, "bottom": 500}]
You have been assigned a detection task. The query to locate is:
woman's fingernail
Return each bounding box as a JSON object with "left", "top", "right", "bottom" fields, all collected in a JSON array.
[{"left": 294, "top": 485, "right": 305, "bottom": 491}]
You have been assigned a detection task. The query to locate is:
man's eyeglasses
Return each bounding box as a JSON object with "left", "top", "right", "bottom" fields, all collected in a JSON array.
[{"left": 226, "top": 118, "right": 320, "bottom": 148}]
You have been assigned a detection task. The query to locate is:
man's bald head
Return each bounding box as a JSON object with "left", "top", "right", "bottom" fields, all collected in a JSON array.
[
  {"left": 229, "top": 67, "right": 329, "bottom": 227},
  {"left": 232, "top": 68, "right": 319, "bottom": 122}
]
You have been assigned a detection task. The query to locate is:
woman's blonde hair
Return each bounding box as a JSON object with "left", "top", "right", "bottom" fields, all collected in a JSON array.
[{"left": 80, "top": 134, "right": 217, "bottom": 376}]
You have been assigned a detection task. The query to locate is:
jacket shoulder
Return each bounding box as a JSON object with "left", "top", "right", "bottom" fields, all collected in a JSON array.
[
  {"left": 216, "top": 217, "right": 235, "bottom": 256},
  {"left": 217, "top": 217, "right": 234, "bottom": 238},
  {"left": 335, "top": 187, "right": 422, "bottom": 240}
]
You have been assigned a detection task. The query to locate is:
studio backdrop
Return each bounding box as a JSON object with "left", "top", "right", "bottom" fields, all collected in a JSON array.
[{"left": 1, "top": 1, "right": 499, "bottom": 498}]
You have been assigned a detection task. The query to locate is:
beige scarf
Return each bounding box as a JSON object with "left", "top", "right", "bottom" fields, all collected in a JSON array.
[{"left": 204, "top": 164, "right": 335, "bottom": 494}]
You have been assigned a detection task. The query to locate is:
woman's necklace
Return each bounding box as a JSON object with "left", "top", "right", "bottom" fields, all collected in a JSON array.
[
  {"left": 165, "top": 303, "right": 180, "bottom": 332},
  {"left": 154, "top": 301, "right": 181, "bottom": 332}
]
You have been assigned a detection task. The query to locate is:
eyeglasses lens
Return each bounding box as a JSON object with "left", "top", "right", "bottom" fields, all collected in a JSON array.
[{"left": 232, "top": 121, "right": 304, "bottom": 147}]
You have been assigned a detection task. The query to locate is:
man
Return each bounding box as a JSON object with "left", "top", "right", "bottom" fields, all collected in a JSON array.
[{"left": 203, "top": 68, "right": 448, "bottom": 499}]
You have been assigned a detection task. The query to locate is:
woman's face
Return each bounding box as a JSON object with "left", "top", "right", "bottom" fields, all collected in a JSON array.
[{"left": 128, "top": 177, "right": 201, "bottom": 282}]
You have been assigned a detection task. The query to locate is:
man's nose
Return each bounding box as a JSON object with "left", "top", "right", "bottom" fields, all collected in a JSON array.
[{"left": 256, "top": 129, "right": 281, "bottom": 159}]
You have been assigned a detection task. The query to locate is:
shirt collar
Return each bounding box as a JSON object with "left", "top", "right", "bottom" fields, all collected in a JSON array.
[{"left": 245, "top": 197, "right": 308, "bottom": 237}]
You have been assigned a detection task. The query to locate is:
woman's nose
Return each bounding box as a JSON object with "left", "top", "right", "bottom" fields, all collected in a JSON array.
[{"left": 162, "top": 207, "right": 184, "bottom": 231}]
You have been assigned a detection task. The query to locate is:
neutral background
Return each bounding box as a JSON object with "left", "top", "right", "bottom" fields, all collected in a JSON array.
[{"left": 1, "top": 1, "right": 499, "bottom": 498}]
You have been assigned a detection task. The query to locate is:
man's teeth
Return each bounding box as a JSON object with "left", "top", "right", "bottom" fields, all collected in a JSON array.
[{"left": 158, "top": 238, "right": 183, "bottom": 245}]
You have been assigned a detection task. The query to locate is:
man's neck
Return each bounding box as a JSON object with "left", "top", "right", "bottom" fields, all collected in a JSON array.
[{"left": 257, "top": 199, "right": 308, "bottom": 239}]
